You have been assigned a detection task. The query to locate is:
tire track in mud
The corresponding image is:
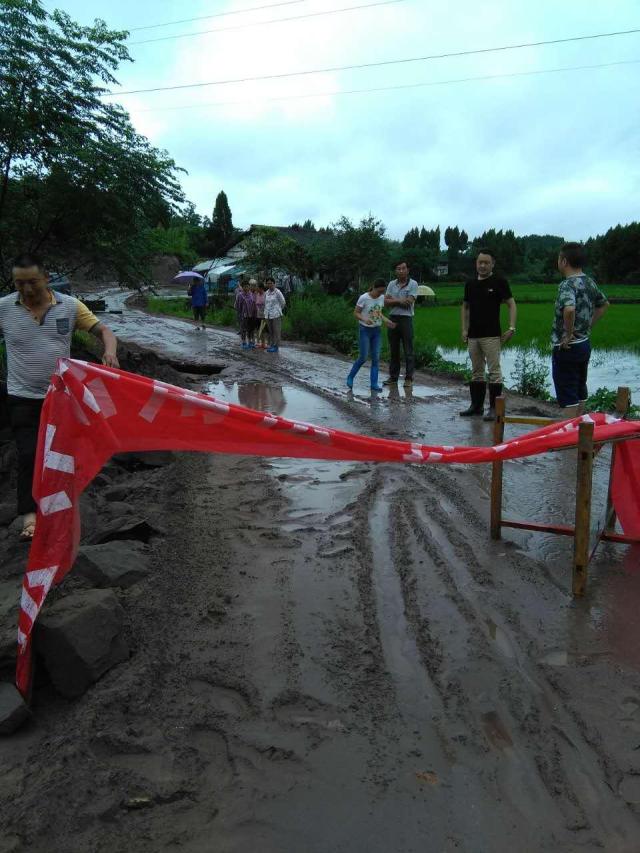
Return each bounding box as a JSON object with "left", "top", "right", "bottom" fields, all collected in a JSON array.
[
  {"left": 336, "top": 463, "right": 592, "bottom": 844},
  {"left": 239, "top": 365, "right": 640, "bottom": 846},
  {"left": 378, "top": 471, "right": 638, "bottom": 842}
]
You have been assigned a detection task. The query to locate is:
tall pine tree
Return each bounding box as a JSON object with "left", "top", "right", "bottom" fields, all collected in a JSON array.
[{"left": 209, "top": 190, "right": 234, "bottom": 256}]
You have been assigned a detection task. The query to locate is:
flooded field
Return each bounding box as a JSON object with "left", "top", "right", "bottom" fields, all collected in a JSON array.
[{"left": 441, "top": 345, "right": 640, "bottom": 397}]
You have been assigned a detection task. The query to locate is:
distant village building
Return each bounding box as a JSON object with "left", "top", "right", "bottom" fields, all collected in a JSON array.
[{"left": 434, "top": 261, "right": 449, "bottom": 277}]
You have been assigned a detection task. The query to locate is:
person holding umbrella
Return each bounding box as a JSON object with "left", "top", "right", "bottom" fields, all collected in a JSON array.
[{"left": 174, "top": 271, "right": 207, "bottom": 330}]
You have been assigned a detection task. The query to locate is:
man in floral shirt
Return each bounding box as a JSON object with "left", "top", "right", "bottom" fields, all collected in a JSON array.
[{"left": 552, "top": 243, "right": 609, "bottom": 415}]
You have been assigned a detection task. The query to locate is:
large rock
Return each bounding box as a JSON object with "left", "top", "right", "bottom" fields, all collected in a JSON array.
[
  {"left": 0, "top": 682, "right": 30, "bottom": 735},
  {"left": 0, "top": 544, "right": 29, "bottom": 581},
  {"left": 73, "top": 541, "right": 151, "bottom": 589},
  {"left": 0, "top": 502, "right": 15, "bottom": 527},
  {"left": 103, "top": 485, "right": 131, "bottom": 503},
  {"left": 111, "top": 451, "right": 175, "bottom": 471},
  {"left": 0, "top": 579, "right": 22, "bottom": 672},
  {"left": 35, "top": 589, "right": 129, "bottom": 698},
  {"left": 87, "top": 516, "right": 162, "bottom": 546}
]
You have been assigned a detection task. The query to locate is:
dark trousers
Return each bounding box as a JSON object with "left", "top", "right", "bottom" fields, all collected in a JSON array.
[
  {"left": 8, "top": 396, "right": 44, "bottom": 515},
  {"left": 552, "top": 339, "right": 591, "bottom": 408},
  {"left": 387, "top": 316, "right": 414, "bottom": 380}
]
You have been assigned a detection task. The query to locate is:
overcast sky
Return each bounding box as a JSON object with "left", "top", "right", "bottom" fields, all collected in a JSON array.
[{"left": 53, "top": 0, "right": 640, "bottom": 241}]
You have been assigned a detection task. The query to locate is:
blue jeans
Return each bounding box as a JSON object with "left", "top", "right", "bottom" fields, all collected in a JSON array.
[{"left": 347, "top": 325, "right": 382, "bottom": 387}]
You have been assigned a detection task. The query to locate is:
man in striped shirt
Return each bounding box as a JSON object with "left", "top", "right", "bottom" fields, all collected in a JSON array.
[{"left": 0, "top": 253, "right": 119, "bottom": 539}]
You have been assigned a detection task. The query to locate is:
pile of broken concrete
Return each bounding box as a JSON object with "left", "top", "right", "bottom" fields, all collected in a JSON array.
[{"left": 0, "top": 439, "right": 172, "bottom": 735}]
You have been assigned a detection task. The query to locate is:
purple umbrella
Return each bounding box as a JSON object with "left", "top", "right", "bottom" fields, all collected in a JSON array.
[{"left": 173, "top": 271, "right": 204, "bottom": 281}]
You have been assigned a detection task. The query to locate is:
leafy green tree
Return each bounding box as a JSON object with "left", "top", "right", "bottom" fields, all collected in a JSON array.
[
  {"left": 332, "top": 214, "right": 390, "bottom": 289},
  {"left": 403, "top": 227, "right": 420, "bottom": 248},
  {"left": 587, "top": 222, "right": 640, "bottom": 282},
  {"left": 445, "top": 226, "right": 465, "bottom": 273},
  {"left": 402, "top": 246, "right": 439, "bottom": 282},
  {"left": 242, "top": 226, "right": 311, "bottom": 277},
  {"left": 0, "top": 0, "right": 185, "bottom": 288},
  {"left": 307, "top": 214, "right": 391, "bottom": 293},
  {"left": 472, "top": 228, "right": 524, "bottom": 275},
  {"left": 146, "top": 205, "right": 211, "bottom": 268}
]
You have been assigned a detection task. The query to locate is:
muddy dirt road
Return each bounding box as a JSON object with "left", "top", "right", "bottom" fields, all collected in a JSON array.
[{"left": 1, "top": 298, "right": 640, "bottom": 853}]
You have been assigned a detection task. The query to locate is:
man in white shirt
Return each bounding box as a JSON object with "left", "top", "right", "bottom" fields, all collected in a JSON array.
[{"left": 384, "top": 260, "right": 419, "bottom": 386}]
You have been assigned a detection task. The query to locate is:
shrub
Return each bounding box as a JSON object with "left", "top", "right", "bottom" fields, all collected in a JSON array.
[
  {"left": 412, "top": 340, "right": 439, "bottom": 369},
  {"left": 585, "top": 387, "right": 640, "bottom": 418},
  {"left": 216, "top": 304, "right": 236, "bottom": 326},
  {"left": 510, "top": 347, "right": 551, "bottom": 399},
  {"left": 326, "top": 330, "right": 358, "bottom": 355},
  {"left": 285, "top": 292, "right": 354, "bottom": 345}
]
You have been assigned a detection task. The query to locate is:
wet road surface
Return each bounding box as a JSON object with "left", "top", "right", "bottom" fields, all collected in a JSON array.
[{"left": 5, "top": 290, "right": 637, "bottom": 852}]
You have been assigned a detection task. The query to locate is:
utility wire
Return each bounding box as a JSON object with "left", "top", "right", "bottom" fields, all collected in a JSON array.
[
  {"left": 128, "top": 0, "right": 306, "bottom": 32},
  {"left": 103, "top": 27, "right": 640, "bottom": 97},
  {"left": 128, "top": 0, "right": 406, "bottom": 46},
  {"left": 134, "top": 58, "right": 640, "bottom": 112}
]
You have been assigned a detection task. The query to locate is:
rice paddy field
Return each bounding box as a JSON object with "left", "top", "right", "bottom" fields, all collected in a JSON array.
[
  {"left": 413, "top": 303, "right": 640, "bottom": 352},
  {"left": 430, "top": 282, "right": 640, "bottom": 305}
]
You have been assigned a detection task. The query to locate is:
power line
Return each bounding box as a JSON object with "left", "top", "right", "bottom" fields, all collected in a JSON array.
[
  {"left": 103, "top": 27, "right": 640, "bottom": 97},
  {"left": 128, "top": 1, "right": 306, "bottom": 32},
  {"left": 134, "top": 58, "right": 640, "bottom": 112},
  {"left": 128, "top": 0, "right": 406, "bottom": 46}
]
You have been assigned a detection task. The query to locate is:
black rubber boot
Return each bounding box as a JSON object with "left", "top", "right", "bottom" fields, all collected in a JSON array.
[
  {"left": 483, "top": 383, "right": 503, "bottom": 421},
  {"left": 459, "top": 381, "right": 486, "bottom": 416}
]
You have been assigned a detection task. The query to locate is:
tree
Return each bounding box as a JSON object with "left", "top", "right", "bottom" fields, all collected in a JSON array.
[
  {"left": 146, "top": 205, "right": 210, "bottom": 268},
  {"left": 587, "top": 222, "right": 640, "bottom": 281},
  {"left": 306, "top": 214, "right": 391, "bottom": 293},
  {"left": 332, "top": 214, "right": 390, "bottom": 289},
  {"left": 242, "top": 226, "right": 311, "bottom": 277},
  {"left": 0, "top": 0, "right": 185, "bottom": 288},
  {"left": 402, "top": 227, "right": 420, "bottom": 248},
  {"left": 207, "top": 190, "right": 234, "bottom": 257},
  {"left": 444, "top": 226, "right": 463, "bottom": 272},
  {"left": 472, "top": 228, "right": 524, "bottom": 275}
]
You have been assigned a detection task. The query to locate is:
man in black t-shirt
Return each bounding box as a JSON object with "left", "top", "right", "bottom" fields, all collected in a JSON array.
[{"left": 459, "top": 248, "right": 517, "bottom": 420}]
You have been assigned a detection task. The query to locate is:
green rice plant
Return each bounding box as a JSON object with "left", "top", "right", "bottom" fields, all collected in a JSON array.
[{"left": 412, "top": 303, "right": 640, "bottom": 353}]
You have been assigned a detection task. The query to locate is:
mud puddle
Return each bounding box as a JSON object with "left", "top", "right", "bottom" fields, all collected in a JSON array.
[{"left": 203, "top": 378, "right": 367, "bottom": 531}]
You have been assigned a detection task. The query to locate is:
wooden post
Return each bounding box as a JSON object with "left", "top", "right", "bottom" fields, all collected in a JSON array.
[
  {"left": 605, "top": 387, "right": 630, "bottom": 532},
  {"left": 572, "top": 421, "right": 595, "bottom": 596},
  {"left": 490, "top": 396, "right": 506, "bottom": 540}
]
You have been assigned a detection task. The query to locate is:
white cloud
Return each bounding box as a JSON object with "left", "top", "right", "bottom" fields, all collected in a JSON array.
[{"left": 80, "top": 0, "right": 640, "bottom": 237}]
